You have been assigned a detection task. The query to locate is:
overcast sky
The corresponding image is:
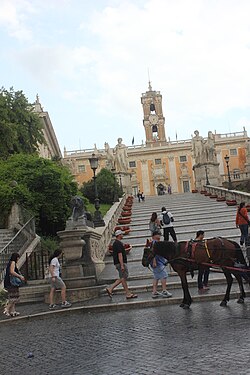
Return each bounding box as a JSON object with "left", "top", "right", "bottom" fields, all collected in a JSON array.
[{"left": 1, "top": 0, "right": 250, "bottom": 152}]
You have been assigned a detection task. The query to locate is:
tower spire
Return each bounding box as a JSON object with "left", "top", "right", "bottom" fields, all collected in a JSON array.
[{"left": 147, "top": 68, "right": 152, "bottom": 91}]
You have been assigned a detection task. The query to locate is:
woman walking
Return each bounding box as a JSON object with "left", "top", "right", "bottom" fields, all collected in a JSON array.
[
  {"left": 4, "top": 252, "right": 25, "bottom": 317},
  {"left": 149, "top": 212, "right": 161, "bottom": 235},
  {"left": 236, "top": 202, "right": 249, "bottom": 247},
  {"left": 48, "top": 249, "right": 71, "bottom": 309}
]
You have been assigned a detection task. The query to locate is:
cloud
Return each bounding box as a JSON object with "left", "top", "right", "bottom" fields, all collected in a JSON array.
[{"left": 0, "top": 0, "right": 36, "bottom": 40}]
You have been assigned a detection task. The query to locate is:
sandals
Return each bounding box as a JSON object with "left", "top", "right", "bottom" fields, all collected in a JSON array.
[
  {"left": 106, "top": 288, "right": 113, "bottom": 299},
  {"left": 126, "top": 294, "right": 138, "bottom": 300}
]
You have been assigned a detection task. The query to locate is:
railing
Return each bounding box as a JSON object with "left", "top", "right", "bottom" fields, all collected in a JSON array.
[
  {"left": 0, "top": 217, "right": 36, "bottom": 282},
  {"left": 204, "top": 185, "right": 250, "bottom": 204},
  {"left": 221, "top": 172, "right": 249, "bottom": 182},
  {"left": 22, "top": 249, "right": 64, "bottom": 280}
]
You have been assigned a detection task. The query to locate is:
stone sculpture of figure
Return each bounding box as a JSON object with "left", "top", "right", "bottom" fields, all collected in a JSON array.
[
  {"left": 191, "top": 130, "right": 205, "bottom": 164},
  {"left": 114, "top": 138, "right": 128, "bottom": 172},
  {"left": 205, "top": 131, "right": 216, "bottom": 162},
  {"left": 104, "top": 142, "right": 115, "bottom": 170},
  {"left": 70, "top": 196, "right": 86, "bottom": 222}
]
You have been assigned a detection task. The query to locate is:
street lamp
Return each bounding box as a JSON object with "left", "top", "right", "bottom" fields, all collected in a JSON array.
[
  {"left": 224, "top": 155, "right": 232, "bottom": 190},
  {"left": 88, "top": 154, "right": 105, "bottom": 227},
  {"left": 204, "top": 165, "right": 210, "bottom": 185},
  {"left": 118, "top": 173, "right": 123, "bottom": 193},
  {"left": 111, "top": 167, "right": 119, "bottom": 202}
]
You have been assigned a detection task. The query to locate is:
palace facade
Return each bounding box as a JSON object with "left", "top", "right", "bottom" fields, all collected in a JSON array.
[{"left": 63, "top": 84, "right": 249, "bottom": 195}]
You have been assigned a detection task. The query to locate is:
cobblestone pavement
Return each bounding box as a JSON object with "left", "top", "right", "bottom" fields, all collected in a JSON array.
[{"left": 0, "top": 300, "right": 249, "bottom": 375}]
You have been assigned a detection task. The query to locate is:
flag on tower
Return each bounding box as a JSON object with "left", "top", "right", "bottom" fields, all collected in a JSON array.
[{"left": 132, "top": 136, "right": 134, "bottom": 145}]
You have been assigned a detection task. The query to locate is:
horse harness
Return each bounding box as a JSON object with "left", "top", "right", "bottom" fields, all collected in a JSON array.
[{"left": 185, "top": 239, "right": 213, "bottom": 263}]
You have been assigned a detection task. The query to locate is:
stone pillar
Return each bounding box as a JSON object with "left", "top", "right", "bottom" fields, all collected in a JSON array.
[
  {"left": 140, "top": 159, "right": 151, "bottom": 195},
  {"left": 168, "top": 155, "right": 178, "bottom": 193},
  {"left": 193, "top": 162, "right": 221, "bottom": 190}
]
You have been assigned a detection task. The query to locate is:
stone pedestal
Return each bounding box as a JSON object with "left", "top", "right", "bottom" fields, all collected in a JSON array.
[
  {"left": 193, "top": 162, "right": 221, "bottom": 190},
  {"left": 57, "top": 225, "right": 105, "bottom": 279},
  {"left": 117, "top": 172, "right": 132, "bottom": 195}
]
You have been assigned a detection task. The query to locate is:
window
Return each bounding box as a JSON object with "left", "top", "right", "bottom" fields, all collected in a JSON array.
[
  {"left": 78, "top": 165, "right": 86, "bottom": 173},
  {"left": 180, "top": 155, "right": 187, "bottom": 162},
  {"left": 155, "top": 158, "right": 161, "bottom": 165},
  {"left": 230, "top": 149, "right": 237, "bottom": 156},
  {"left": 129, "top": 161, "right": 136, "bottom": 168}
]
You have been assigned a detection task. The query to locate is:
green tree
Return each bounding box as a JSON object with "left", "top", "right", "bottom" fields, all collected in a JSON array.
[
  {"left": 0, "top": 154, "right": 78, "bottom": 235},
  {"left": 81, "top": 168, "right": 122, "bottom": 204},
  {"left": 0, "top": 87, "right": 45, "bottom": 159}
]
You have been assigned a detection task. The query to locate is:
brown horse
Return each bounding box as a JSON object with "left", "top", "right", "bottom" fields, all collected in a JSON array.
[{"left": 151, "top": 238, "right": 248, "bottom": 309}]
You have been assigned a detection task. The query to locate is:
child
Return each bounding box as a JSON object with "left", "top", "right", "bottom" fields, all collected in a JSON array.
[{"left": 150, "top": 231, "right": 172, "bottom": 298}]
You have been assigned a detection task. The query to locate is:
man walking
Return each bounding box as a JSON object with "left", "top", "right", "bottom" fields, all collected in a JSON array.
[
  {"left": 195, "top": 230, "right": 210, "bottom": 294},
  {"left": 106, "top": 230, "right": 137, "bottom": 300},
  {"left": 160, "top": 207, "right": 177, "bottom": 242}
]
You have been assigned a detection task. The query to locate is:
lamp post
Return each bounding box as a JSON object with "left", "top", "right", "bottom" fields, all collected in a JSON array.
[
  {"left": 224, "top": 155, "right": 232, "bottom": 190},
  {"left": 118, "top": 173, "right": 123, "bottom": 193},
  {"left": 111, "top": 167, "right": 119, "bottom": 202},
  {"left": 204, "top": 165, "right": 210, "bottom": 185},
  {"left": 88, "top": 154, "right": 105, "bottom": 227}
]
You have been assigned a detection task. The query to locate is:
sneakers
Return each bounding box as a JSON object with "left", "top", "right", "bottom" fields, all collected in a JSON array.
[
  {"left": 61, "top": 301, "right": 72, "bottom": 308},
  {"left": 161, "top": 290, "right": 172, "bottom": 298},
  {"left": 49, "top": 304, "right": 57, "bottom": 310},
  {"left": 152, "top": 291, "right": 172, "bottom": 298},
  {"left": 152, "top": 292, "right": 161, "bottom": 299}
]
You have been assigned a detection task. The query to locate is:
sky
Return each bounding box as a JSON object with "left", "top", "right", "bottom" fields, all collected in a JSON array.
[{"left": 1, "top": 0, "right": 250, "bottom": 153}]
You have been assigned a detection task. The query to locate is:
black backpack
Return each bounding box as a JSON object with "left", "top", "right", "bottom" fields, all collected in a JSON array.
[{"left": 162, "top": 212, "right": 170, "bottom": 225}]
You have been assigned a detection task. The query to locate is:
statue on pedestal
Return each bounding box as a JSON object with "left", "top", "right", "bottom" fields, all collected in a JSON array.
[
  {"left": 114, "top": 138, "right": 128, "bottom": 173},
  {"left": 205, "top": 131, "right": 217, "bottom": 162},
  {"left": 191, "top": 130, "right": 205, "bottom": 164},
  {"left": 104, "top": 142, "right": 115, "bottom": 170}
]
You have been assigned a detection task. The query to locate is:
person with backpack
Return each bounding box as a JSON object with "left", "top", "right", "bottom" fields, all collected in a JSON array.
[
  {"left": 150, "top": 231, "right": 172, "bottom": 298},
  {"left": 236, "top": 202, "right": 249, "bottom": 247},
  {"left": 160, "top": 206, "right": 177, "bottom": 242},
  {"left": 149, "top": 212, "right": 161, "bottom": 235}
]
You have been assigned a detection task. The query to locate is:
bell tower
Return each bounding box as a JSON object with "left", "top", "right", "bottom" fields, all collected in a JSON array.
[{"left": 141, "top": 82, "right": 166, "bottom": 145}]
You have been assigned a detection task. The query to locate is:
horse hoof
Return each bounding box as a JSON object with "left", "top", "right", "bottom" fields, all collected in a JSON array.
[
  {"left": 182, "top": 304, "right": 190, "bottom": 310},
  {"left": 237, "top": 298, "right": 244, "bottom": 304},
  {"left": 220, "top": 301, "right": 227, "bottom": 307},
  {"left": 179, "top": 303, "right": 185, "bottom": 308}
]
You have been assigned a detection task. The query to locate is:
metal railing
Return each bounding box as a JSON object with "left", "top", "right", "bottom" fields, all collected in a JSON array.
[
  {"left": 0, "top": 217, "right": 36, "bottom": 282},
  {"left": 22, "top": 249, "right": 65, "bottom": 280}
]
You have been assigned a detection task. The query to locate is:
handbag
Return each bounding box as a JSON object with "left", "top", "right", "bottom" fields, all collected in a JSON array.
[{"left": 10, "top": 275, "right": 23, "bottom": 287}]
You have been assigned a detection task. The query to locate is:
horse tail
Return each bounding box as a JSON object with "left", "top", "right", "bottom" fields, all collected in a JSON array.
[{"left": 228, "top": 239, "right": 247, "bottom": 266}]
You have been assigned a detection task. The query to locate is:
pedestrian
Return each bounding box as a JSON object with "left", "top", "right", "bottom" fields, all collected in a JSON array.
[
  {"left": 3, "top": 252, "right": 25, "bottom": 317},
  {"left": 137, "top": 190, "right": 141, "bottom": 202},
  {"left": 106, "top": 230, "right": 137, "bottom": 299},
  {"left": 149, "top": 212, "right": 161, "bottom": 235},
  {"left": 167, "top": 184, "right": 172, "bottom": 194},
  {"left": 141, "top": 192, "right": 145, "bottom": 202},
  {"left": 150, "top": 231, "right": 172, "bottom": 299},
  {"left": 160, "top": 207, "right": 177, "bottom": 242},
  {"left": 236, "top": 202, "right": 249, "bottom": 247},
  {"left": 195, "top": 230, "right": 210, "bottom": 294},
  {"left": 48, "top": 249, "right": 72, "bottom": 309}
]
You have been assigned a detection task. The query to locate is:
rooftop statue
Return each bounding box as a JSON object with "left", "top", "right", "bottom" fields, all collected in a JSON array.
[{"left": 114, "top": 138, "right": 128, "bottom": 173}]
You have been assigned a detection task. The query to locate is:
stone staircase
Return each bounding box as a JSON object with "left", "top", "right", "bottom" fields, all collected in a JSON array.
[
  {"left": 0, "top": 229, "right": 16, "bottom": 253},
  {"left": 18, "top": 192, "right": 249, "bottom": 310}
]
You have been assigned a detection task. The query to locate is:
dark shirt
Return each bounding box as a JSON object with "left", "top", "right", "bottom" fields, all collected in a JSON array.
[
  {"left": 4, "top": 261, "right": 19, "bottom": 288},
  {"left": 112, "top": 239, "right": 127, "bottom": 265}
]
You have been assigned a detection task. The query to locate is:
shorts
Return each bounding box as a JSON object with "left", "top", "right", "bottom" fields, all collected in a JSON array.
[
  {"left": 115, "top": 264, "right": 129, "bottom": 280},
  {"left": 48, "top": 276, "right": 66, "bottom": 289},
  {"left": 152, "top": 266, "right": 168, "bottom": 280}
]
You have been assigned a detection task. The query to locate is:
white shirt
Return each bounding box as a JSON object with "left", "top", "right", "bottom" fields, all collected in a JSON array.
[
  {"left": 160, "top": 211, "right": 174, "bottom": 228},
  {"left": 49, "top": 257, "right": 60, "bottom": 277}
]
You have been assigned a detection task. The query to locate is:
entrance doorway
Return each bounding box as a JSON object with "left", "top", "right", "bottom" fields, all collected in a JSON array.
[{"left": 183, "top": 181, "right": 190, "bottom": 193}]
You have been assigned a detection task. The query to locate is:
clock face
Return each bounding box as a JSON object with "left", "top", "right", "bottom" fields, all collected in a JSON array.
[{"left": 149, "top": 114, "right": 158, "bottom": 125}]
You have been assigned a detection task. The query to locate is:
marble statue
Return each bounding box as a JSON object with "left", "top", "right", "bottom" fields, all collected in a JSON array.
[
  {"left": 104, "top": 142, "right": 115, "bottom": 170},
  {"left": 191, "top": 130, "right": 205, "bottom": 164},
  {"left": 205, "top": 131, "right": 217, "bottom": 162},
  {"left": 114, "top": 138, "right": 128, "bottom": 172}
]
